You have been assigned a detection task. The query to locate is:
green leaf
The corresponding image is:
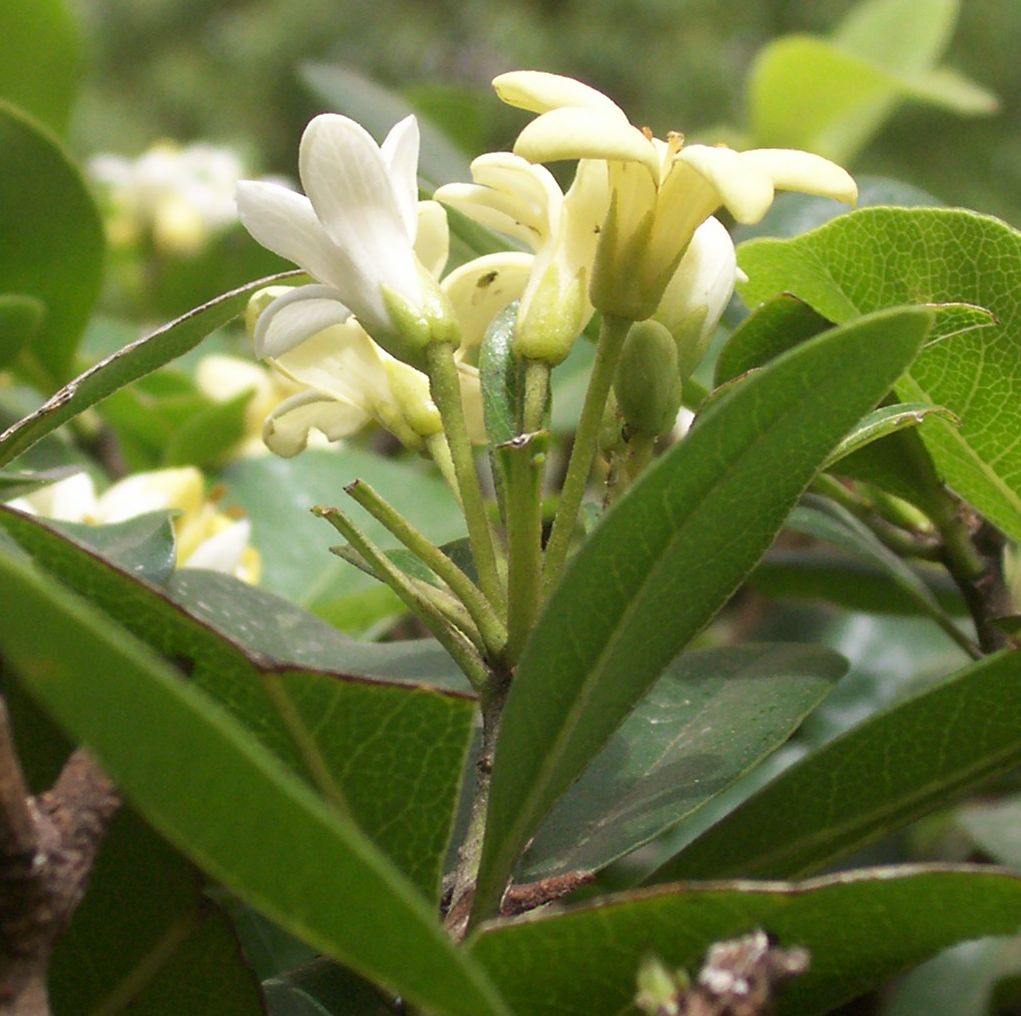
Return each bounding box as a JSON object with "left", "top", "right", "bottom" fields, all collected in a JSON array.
[
  {"left": 0, "top": 293, "right": 44, "bottom": 369},
  {"left": 0, "top": 102, "right": 104, "bottom": 383},
  {"left": 0, "top": 270, "right": 301, "bottom": 469},
  {"left": 750, "top": 551, "right": 964, "bottom": 617},
  {"left": 0, "top": 0, "right": 80, "bottom": 134},
  {"left": 739, "top": 207, "right": 1021, "bottom": 541},
  {"left": 0, "top": 506, "right": 474, "bottom": 899},
  {"left": 822, "top": 402, "right": 958, "bottom": 469},
  {"left": 0, "top": 543, "right": 509, "bottom": 1016},
  {"left": 479, "top": 303, "right": 521, "bottom": 448},
  {"left": 833, "top": 0, "right": 957, "bottom": 72},
  {"left": 517, "top": 644, "right": 844, "bottom": 882},
  {"left": 650, "top": 649, "right": 1021, "bottom": 883},
  {"left": 469, "top": 865, "right": 1021, "bottom": 1016},
  {"left": 163, "top": 387, "right": 254, "bottom": 467},
  {"left": 264, "top": 960, "right": 393, "bottom": 1016},
  {"left": 472, "top": 306, "right": 932, "bottom": 920},
  {"left": 300, "top": 63, "right": 471, "bottom": 190},
  {"left": 219, "top": 448, "right": 465, "bottom": 614},
  {"left": 49, "top": 809, "right": 263, "bottom": 1015},
  {"left": 785, "top": 495, "right": 967, "bottom": 645}
]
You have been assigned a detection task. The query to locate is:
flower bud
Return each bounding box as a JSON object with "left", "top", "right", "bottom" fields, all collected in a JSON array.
[
  {"left": 614, "top": 320, "right": 683, "bottom": 437},
  {"left": 513, "top": 261, "right": 587, "bottom": 366},
  {"left": 380, "top": 264, "right": 461, "bottom": 370}
]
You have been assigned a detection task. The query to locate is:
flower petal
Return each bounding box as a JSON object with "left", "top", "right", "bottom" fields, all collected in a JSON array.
[
  {"left": 435, "top": 182, "right": 540, "bottom": 249},
  {"left": 740, "top": 149, "right": 858, "bottom": 207},
  {"left": 515, "top": 107, "right": 660, "bottom": 176},
  {"left": 236, "top": 180, "right": 343, "bottom": 285},
  {"left": 97, "top": 468, "right": 204, "bottom": 524},
  {"left": 415, "top": 200, "right": 449, "bottom": 279},
  {"left": 673, "top": 145, "right": 776, "bottom": 223},
  {"left": 183, "top": 519, "right": 252, "bottom": 576},
  {"left": 442, "top": 252, "right": 534, "bottom": 349},
  {"left": 493, "top": 71, "right": 627, "bottom": 118},
  {"left": 253, "top": 284, "right": 353, "bottom": 358},
  {"left": 271, "top": 320, "right": 390, "bottom": 409},
  {"left": 263, "top": 390, "right": 371, "bottom": 457},
  {"left": 299, "top": 114, "right": 421, "bottom": 305},
  {"left": 381, "top": 115, "right": 421, "bottom": 241}
]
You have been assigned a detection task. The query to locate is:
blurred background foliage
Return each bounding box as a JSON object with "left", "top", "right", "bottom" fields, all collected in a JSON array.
[{"left": 69, "top": 0, "right": 1019, "bottom": 222}]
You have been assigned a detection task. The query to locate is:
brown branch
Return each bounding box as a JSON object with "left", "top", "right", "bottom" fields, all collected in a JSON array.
[{"left": 0, "top": 698, "right": 120, "bottom": 1015}]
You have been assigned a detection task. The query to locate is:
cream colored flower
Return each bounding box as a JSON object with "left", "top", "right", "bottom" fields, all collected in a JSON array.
[
  {"left": 6, "top": 468, "right": 260, "bottom": 584},
  {"left": 493, "top": 70, "right": 857, "bottom": 320},
  {"left": 435, "top": 153, "right": 608, "bottom": 365}
]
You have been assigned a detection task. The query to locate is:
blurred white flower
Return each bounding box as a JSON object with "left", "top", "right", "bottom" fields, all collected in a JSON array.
[
  {"left": 90, "top": 141, "right": 264, "bottom": 255},
  {"left": 5, "top": 467, "right": 260, "bottom": 584}
]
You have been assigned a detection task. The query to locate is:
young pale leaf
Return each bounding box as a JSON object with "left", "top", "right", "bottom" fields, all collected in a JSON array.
[
  {"left": 0, "top": 102, "right": 104, "bottom": 384},
  {"left": 739, "top": 207, "right": 1021, "bottom": 541},
  {"left": 517, "top": 644, "right": 844, "bottom": 882},
  {"left": 650, "top": 648, "right": 1021, "bottom": 882},
  {"left": 470, "top": 306, "right": 932, "bottom": 922},
  {"left": 0, "top": 269, "right": 301, "bottom": 469},
  {"left": 0, "top": 506, "right": 474, "bottom": 899},
  {"left": 0, "top": 543, "right": 510, "bottom": 1016},
  {"left": 822, "top": 402, "right": 958, "bottom": 469},
  {"left": 469, "top": 865, "right": 1021, "bottom": 1016}
]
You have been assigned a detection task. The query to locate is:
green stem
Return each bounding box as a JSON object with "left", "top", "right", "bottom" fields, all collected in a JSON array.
[
  {"left": 499, "top": 433, "right": 548, "bottom": 665},
  {"left": 425, "top": 343, "right": 505, "bottom": 614},
  {"left": 543, "top": 315, "right": 632, "bottom": 594},
  {"left": 314, "top": 504, "right": 490, "bottom": 691},
  {"left": 344, "top": 479, "right": 508, "bottom": 659},
  {"left": 623, "top": 431, "right": 656, "bottom": 486},
  {"left": 425, "top": 432, "right": 462, "bottom": 508},
  {"left": 521, "top": 358, "right": 550, "bottom": 434}
]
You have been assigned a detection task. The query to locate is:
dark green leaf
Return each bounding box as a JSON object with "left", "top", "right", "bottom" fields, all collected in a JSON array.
[
  {"left": 0, "top": 102, "right": 104, "bottom": 383},
  {"left": 750, "top": 551, "right": 965, "bottom": 617},
  {"left": 0, "top": 270, "right": 301, "bottom": 469},
  {"left": 518, "top": 644, "right": 844, "bottom": 881},
  {"left": 739, "top": 207, "right": 1021, "bottom": 540},
  {"left": 479, "top": 303, "right": 521, "bottom": 448},
  {"left": 264, "top": 960, "right": 393, "bottom": 1016},
  {"left": 49, "top": 809, "right": 263, "bottom": 1015},
  {"left": 472, "top": 306, "right": 932, "bottom": 919},
  {"left": 822, "top": 402, "right": 958, "bottom": 469},
  {"left": 0, "top": 542, "right": 510, "bottom": 1016},
  {"left": 651, "top": 649, "right": 1021, "bottom": 882},
  {"left": 0, "top": 0, "right": 80, "bottom": 134},
  {"left": 0, "top": 506, "right": 474, "bottom": 899},
  {"left": 469, "top": 865, "right": 1021, "bottom": 1016}
]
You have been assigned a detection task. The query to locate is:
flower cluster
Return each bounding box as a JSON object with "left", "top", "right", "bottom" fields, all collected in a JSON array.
[{"left": 235, "top": 71, "right": 856, "bottom": 460}]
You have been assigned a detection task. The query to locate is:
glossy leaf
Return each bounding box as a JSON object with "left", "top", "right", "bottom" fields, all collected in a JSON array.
[
  {"left": 471, "top": 306, "right": 932, "bottom": 920},
  {"left": 264, "top": 960, "right": 393, "bottom": 1016},
  {"left": 651, "top": 649, "right": 1021, "bottom": 882},
  {"left": 469, "top": 865, "right": 1021, "bottom": 1016},
  {"left": 300, "top": 62, "right": 471, "bottom": 189},
  {"left": 0, "top": 270, "right": 301, "bottom": 469},
  {"left": 49, "top": 809, "right": 263, "bottom": 1015},
  {"left": 739, "top": 208, "right": 1021, "bottom": 541},
  {"left": 479, "top": 303, "right": 521, "bottom": 448},
  {"left": 517, "top": 644, "right": 844, "bottom": 881},
  {"left": 0, "top": 102, "right": 104, "bottom": 384},
  {"left": 0, "top": 542, "right": 510, "bottom": 1016},
  {"left": 0, "top": 506, "right": 474, "bottom": 899},
  {"left": 0, "top": 0, "right": 80, "bottom": 134}
]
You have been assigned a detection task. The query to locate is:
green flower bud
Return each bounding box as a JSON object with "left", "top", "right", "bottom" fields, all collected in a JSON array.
[
  {"left": 380, "top": 264, "right": 461, "bottom": 370},
  {"left": 614, "top": 319, "right": 683, "bottom": 437}
]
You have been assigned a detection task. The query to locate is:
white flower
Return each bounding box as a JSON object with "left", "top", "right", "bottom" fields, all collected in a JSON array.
[
  {"left": 90, "top": 142, "right": 253, "bottom": 254},
  {"left": 237, "top": 114, "right": 462, "bottom": 368},
  {"left": 493, "top": 71, "right": 857, "bottom": 320},
  {"left": 5, "top": 468, "right": 260, "bottom": 584},
  {"left": 435, "top": 153, "right": 609, "bottom": 365},
  {"left": 653, "top": 216, "right": 743, "bottom": 380}
]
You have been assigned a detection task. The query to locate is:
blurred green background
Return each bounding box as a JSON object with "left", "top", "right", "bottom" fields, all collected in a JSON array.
[{"left": 70, "top": 0, "right": 1020, "bottom": 223}]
